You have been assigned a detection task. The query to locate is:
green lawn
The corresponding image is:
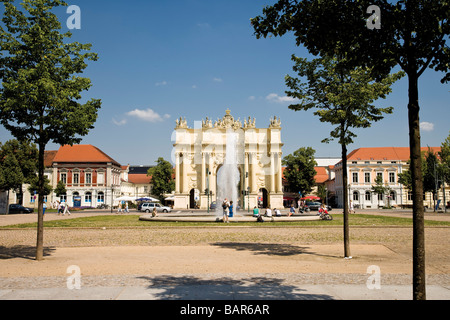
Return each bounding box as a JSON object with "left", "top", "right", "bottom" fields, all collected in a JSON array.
[{"left": 2, "top": 214, "right": 449, "bottom": 229}]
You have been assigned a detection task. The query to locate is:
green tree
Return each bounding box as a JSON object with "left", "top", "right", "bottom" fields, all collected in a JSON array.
[
  {"left": 0, "top": 0, "right": 101, "bottom": 260},
  {"left": 371, "top": 175, "right": 390, "bottom": 208},
  {"left": 252, "top": 0, "right": 450, "bottom": 300},
  {"left": 147, "top": 158, "right": 175, "bottom": 202},
  {"left": 0, "top": 139, "right": 38, "bottom": 204},
  {"left": 423, "top": 148, "right": 442, "bottom": 211},
  {"left": 282, "top": 147, "right": 317, "bottom": 196},
  {"left": 315, "top": 184, "right": 327, "bottom": 204},
  {"left": 0, "top": 149, "right": 24, "bottom": 192},
  {"left": 28, "top": 175, "right": 52, "bottom": 197},
  {"left": 439, "top": 131, "right": 450, "bottom": 186},
  {"left": 54, "top": 180, "right": 67, "bottom": 197},
  {"left": 284, "top": 55, "right": 402, "bottom": 258}
]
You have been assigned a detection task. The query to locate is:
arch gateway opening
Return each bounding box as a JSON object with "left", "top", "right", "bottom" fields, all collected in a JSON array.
[{"left": 172, "top": 109, "right": 284, "bottom": 211}]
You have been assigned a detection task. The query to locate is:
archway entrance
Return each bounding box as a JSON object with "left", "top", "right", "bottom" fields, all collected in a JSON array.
[
  {"left": 259, "top": 188, "right": 268, "bottom": 208},
  {"left": 189, "top": 189, "right": 199, "bottom": 209}
]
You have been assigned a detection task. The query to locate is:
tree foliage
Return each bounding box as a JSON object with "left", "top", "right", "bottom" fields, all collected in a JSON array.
[
  {"left": 282, "top": 146, "right": 317, "bottom": 196},
  {"left": 147, "top": 157, "right": 175, "bottom": 202}
]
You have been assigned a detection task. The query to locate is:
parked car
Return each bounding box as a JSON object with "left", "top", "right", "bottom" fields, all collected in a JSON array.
[
  {"left": 304, "top": 202, "right": 332, "bottom": 211},
  {"left": 8, "top": 204, "right": 34, "bottom": 214},
  {"left": 140, "top": 202, "right": 172, "bottom": 213},
  {"left": 210, "top": 201, "right": 217, "bottom": 210}
]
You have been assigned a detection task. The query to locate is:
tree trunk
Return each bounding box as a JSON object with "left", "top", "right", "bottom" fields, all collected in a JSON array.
[
  {"left": 408, "top": 72, "right": 426, "bottom": 300},
  {"left": 35, "top": 140, "right": 45, "bottom": 261},
  {"left": 341, "top": 143, "right": 351, "bottom": 258}
]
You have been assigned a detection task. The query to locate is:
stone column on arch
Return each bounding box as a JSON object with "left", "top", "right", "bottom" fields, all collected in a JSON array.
[{"left": 175, "top": 152, "right": 180, "bottom": 194}]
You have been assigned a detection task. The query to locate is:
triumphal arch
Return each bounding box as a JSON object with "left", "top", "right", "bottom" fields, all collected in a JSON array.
[{"left": 172, "top": 109, "right": 283, "bottom": 210}]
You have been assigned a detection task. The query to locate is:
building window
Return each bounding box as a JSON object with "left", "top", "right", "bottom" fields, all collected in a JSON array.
[
  {"left": 73, "top": 173, "right": 79, "bottom": 185},
  {"left": 97, "top": 192, "right": 104, "bottom": 203},
  {"left": 60, "top": 173, "right": 67, "bottom": 184},
  {"left": 377, "top": 172, "right": 383, "bottom": 180},
  {"left": 365, "top": 172, "right": 371, "bottom": 183},
  {"left": 60, "top": 194, "right": 67, "bottom": 203},
  {"left": 378, "top": 193, "right": 384, "bottom": 201},
  {"left": 389, "top": 172, "right": 395, "bottom": 183},
  {"left": 86, "top": 173, "right": 92, "bottom": 185},
  {"left": 365, "top": 191, "right": 371, "bottom": 201},
  {"left": 97, "top": 172, "right": 105, "bottom": 185},
  {"left": 352, "top": 172, "right": 359, "bottom": 183},
  {"left": 408, "top": 191, "right": 413, "bottom": 201},
  {"left": 353, "top": 191, "right": 359, "bottom": 201},
  {"left": 85, "top": 192, "right": 92, "bottom": 203},
  {"left": 390, "top": 191, "right": 396, "bottom": 201}
]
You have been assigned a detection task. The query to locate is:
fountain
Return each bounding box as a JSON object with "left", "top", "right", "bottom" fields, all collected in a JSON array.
[{"left": 215, "top": 129, "right": 240, "bottom": 217}]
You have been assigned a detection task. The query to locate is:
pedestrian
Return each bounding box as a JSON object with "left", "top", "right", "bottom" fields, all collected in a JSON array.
[
  {"left": 252, "top": 206, "right": 260, "bottom": 217},
  {"left": 125, "top": 202, "right": 129, "bottom": 213},
  {"left": 117, "top": 202, "right": 122, "bottom": 214},
  {"left": 229, "top": 201, "right": 234, "bottom": 218},
  {"left": 222, "top": 198, "right": 229, "bottom": 223},
  {"left": 57, "top": 201, "right": 62, "bottom": 215},
  {"left": 63, "top": 202, "right": 71, "bottom": 216},
  {"left": 289, "top": 204, "right": 295, "bottom": 217},
  {"left": 350, "top": 200, "right": 355, "bottom": 214},
  {"left": 152, "top": 207, "right": 157, "bottom": 217},
  {"left": 43, "top": 202, "right": 47, "bottom": 215}
]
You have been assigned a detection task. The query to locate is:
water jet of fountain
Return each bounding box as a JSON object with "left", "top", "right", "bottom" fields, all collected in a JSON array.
[{"left": 216, "top": 130, "right": 240, "bottom": 217}]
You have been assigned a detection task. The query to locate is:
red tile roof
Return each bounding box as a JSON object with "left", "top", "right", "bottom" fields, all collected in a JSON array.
[
  {"left": 314, "top": 167, "right": 329, "bottom": 184},
  {"left": 53, "top": 145, "right": 121, "bottom": 166},
  {"left": 346, "top": 147, "right": 441, "bottom": 161},
  {"left": 44, "top": 150, "right": 58, "bottom": 168},
  {"left": 128, "top": 174, "right": 152, "bottom": 184}
]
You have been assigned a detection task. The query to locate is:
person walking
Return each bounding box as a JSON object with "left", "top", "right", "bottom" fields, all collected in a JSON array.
[
  {"left": 152, "top": 207, "right": 158, "bottom": 217},
  {"left": 117, "top": 202, "right": 122, "bottom": 214},
  {"left": 124, "top": 202, "right": 129, "bottom": 213},
  {"left": 63, "top": 202, "right": 71, "bottom": 216},
  {"left": 43, "top": 202, "right": 47, "bottom": 216}
]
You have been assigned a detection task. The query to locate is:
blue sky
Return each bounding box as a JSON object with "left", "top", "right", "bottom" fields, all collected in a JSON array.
[{"left": 1, "top": 0, "right": 449, "bottom": 166}]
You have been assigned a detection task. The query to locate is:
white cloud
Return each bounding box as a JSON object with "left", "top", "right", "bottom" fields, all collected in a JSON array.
[
  {"left": 213, "top": 77, "right": 223, "bottom": 82},
  {"left": 266, "top": 93, "right": 298, "bottom": 104},
  {"left": 112, "top": 118, "right": 127, "bottom": 126},
  {"left": 155, "top": 81, "right": 168, "bottom": 86},
  {"left": 248, "top": 96, "right": 256, "bottom": 101},
  {"left": 127, "top": 108, "right": 170, "bottom": 123},
  {"left": 420, "top": 121, "right": 434, "bottom": 132},
  {"left": 192, "top": 85, "right": 197, "bottom": 89}
]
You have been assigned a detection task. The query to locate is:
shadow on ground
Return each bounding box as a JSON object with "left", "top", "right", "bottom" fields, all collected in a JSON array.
[
  {"left": 0, "top": 246, "right": 56, "bottom": 260},
  {"left": 137, "top": 275, "right": 334, "bottom": 300},
  {"left": 211, "top": 242, "right": 340, "bottom": 259}
]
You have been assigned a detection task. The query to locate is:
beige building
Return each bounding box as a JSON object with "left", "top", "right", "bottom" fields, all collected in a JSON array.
[
  {"left": 334, "top": 147, "right": 447, "bottom": 209},
  {"left": 172, "top": 109, "right": 284, "bottom": 210}
]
